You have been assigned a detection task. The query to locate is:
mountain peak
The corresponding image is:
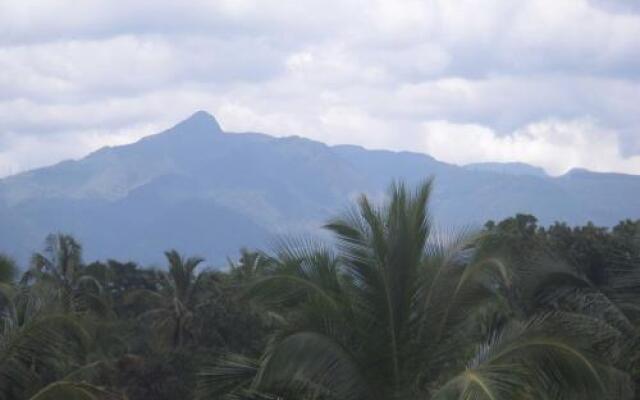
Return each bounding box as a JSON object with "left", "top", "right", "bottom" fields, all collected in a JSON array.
[{"left": 172, "top": 110, "right": 222, "bottom": 134}]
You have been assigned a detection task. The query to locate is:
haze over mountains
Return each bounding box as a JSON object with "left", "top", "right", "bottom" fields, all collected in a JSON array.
[{"left": 1, "top": 111, "right": 639, "bottom": 266}]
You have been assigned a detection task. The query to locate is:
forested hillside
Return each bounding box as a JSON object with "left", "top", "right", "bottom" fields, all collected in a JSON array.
[{"left": 1, "top": 181, "right": 639, "bottom": 399}]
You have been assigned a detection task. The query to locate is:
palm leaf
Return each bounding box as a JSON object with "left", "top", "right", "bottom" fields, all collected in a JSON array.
[{"left": 28, "top": 381, "right": 114, "bottom": 400}]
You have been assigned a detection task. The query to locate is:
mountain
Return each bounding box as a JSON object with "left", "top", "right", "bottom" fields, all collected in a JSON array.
[
  {"left": 1, "top": 111, "right": 639, "bottom": 266},
  {"left": 464, "top": 162, "right": 548, "bottom": 178}
]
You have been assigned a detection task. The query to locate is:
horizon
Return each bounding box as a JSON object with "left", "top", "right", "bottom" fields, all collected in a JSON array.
[
  {"left": 2, "top": 109, "right": 636, "bottom": 180},
  {"left": 1, "top": 0, "right": 640, "bottom": 178}
]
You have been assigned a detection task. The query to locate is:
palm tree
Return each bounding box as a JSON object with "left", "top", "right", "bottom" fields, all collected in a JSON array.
[
  {"left": 198, "top": 180, "right": 631, "bottom": 400},
  {"left": 0, "top": 285, "right": 92, "bottom": 399},
  {"left": 0, "top": 254, "right": 17, "bottom": 311},
  {"left": 134, "top": 250, "right": 206, "bottom": 348},
  {"left": 27, "top": 381, "right": 112, "bottom": 400},
  {"left": 228, "top": 248, "right": 272, "bottom": 283},
  {"left": 25, "top": 234, "right": 105, "bottom": 314},
  {"left": 0, "top": 254, "right": 17, "bottom": 285}
]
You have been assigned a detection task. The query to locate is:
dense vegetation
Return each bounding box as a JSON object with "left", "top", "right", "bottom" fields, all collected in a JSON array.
[{"left": 1, "top": 180, "right": 639, "bottom": 399}]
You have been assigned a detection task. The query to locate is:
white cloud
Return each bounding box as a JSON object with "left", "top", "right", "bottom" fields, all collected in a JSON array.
[
  {"left": 421, "top": 118, "right": 640, "bottom": 175},
  {"left": 0, "top": 0, "right": 639, "bottom": 177},
  {"left": 0, "top": 123, "right": 161, "bottom": 177}
]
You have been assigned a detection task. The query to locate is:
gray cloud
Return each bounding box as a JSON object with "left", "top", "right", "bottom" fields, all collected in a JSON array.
[{"left": 0, "top": 0, "right": 639, "bottom": 177}]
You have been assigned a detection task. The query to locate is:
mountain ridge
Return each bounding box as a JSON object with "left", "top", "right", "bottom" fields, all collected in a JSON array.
[{"left": 1, "top": 111, "right": 639, "bottom": 266}]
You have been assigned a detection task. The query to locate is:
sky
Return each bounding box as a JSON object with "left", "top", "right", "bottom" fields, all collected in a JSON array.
[{"left": 1, "top": 0, "right": 639, "bottom": 177}]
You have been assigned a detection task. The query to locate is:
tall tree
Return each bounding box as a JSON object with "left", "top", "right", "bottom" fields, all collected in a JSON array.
[
  {"left": 26, "top": 234, "right": 104, "bottom": 314},
  {"left": 0, "top": 287, "right": 90, "bottom": 399},
  {"left": 228, "top": 248, "right": 272, "bottom": 284},
  {"left": 198, "top": 181, "right": 631, "bottom": 400},
  {"left": 134, "top": 250, "right": 206, "bottom": 348},
  {"left": 0, "top": 253, "right": 17, "bottom": 285}
]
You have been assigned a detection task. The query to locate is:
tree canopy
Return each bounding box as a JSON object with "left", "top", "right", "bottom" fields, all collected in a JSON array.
[{"left": 0, "top": 182, "right": 639, "bottom": 400}]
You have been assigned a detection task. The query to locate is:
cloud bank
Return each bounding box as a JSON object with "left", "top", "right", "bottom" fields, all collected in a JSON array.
[{"left": 0, "top": 0, "right": 639, "bottom": 176}]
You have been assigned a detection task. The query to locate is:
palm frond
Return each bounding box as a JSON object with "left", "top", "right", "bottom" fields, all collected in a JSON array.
[
  {"left": 28, "top": 381, "right": 114, "bottom": 400},
  {"left": 198, "top": 355, "right": 261, "bottom": 400},
  {"left": 256, "top": 331, "right": 370, "bottom": 400}
]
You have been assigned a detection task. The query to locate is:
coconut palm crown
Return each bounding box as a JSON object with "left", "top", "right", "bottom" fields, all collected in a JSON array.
[
  {"left": 198, "top": 180, "right": 632, "bottom": 400},
  {"left": 132, "top": 250, "right": 206, "bottom": 348}
]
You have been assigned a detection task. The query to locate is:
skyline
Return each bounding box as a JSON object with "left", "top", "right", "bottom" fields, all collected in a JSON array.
[{"left": 1, "top": 0, "right": 639, "bottom": 177}]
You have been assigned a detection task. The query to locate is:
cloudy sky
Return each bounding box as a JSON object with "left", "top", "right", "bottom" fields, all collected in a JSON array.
[{"left": 1, "top": 0, "right": 639, "bottom": 177}]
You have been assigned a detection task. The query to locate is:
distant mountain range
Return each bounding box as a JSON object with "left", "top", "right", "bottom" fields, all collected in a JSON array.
[{"left": 2, "top": 111, "right": 639, "bottom": 266}]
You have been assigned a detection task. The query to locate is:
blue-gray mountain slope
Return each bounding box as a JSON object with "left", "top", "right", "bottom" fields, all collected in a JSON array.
[{"left": 1, "top": 111, "right": 638, "bottom": 266}]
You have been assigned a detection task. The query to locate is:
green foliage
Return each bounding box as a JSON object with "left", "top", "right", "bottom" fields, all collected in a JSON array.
[
  {"left": 0, "top": 253, "right": 17, "bottom": 284},
  {"left": 24, "top": 233, "right": 108, "bottom": 315},
  {"left": 128, "top": 250, "right": 209, "bottom": 349},
  {"left": 199, "top": 183, "right": 639, "bottom": 400},
  {"left": 28, "top": 381, "right": 111, "bottom": 400},
  {"left": 1, "top": 183, "right": 639, "bottom": 400},
  {"left": 0, "top": 287, "right": 90, "bottom": 400}
]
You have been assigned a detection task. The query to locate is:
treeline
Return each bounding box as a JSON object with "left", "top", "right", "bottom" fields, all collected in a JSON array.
[{"left": 0, "top": 180, "right": 639, "bottom": 400}]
